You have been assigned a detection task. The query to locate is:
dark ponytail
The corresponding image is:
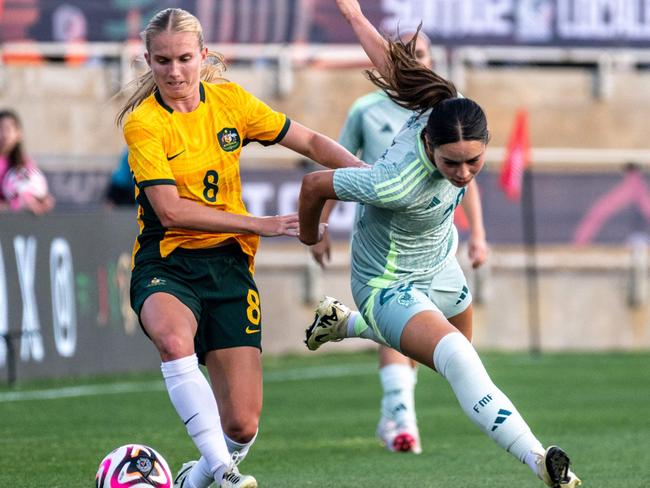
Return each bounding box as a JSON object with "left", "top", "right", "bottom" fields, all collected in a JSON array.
[
  {"left": 366, "top": 25, "right": 457, "bottom": 113},
  {"left": 367, "top": 26, "right": 489, "bottom": 149}
]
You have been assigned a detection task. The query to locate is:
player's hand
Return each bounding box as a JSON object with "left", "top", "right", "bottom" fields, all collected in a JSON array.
[
  {"left": 311, "top": 225, "right": 331, "bottom": 268},
  {"left": 257, "top": 213, "right": 299, "bottom": 237},
  {"left": 467, "top": 236, "right": 489, "bottom": 269},
  {"left": 336, "top": 0, "right": 363, "bottom": 22}
]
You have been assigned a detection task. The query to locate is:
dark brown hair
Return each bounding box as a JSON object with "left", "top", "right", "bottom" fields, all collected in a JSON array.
[
  {"left": 0, "top": 109, "right": 26, "bottom": 168},
  {"left": 367, "top": 26, "right": 488, "bottom": 149},
  {"left": 366, "top": 26, "right": 456, "bottom": 114}
]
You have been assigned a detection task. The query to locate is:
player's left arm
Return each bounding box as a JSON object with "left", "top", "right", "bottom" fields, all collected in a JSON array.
[
  {"left": 280, "top": 121, "right": 367, "bottom": 169},
  {"left": 335, "top": 0, "right": 391, "bottom": 78},
  {"left": 460, "top": 180, "right": 489, "bottom": 268}
]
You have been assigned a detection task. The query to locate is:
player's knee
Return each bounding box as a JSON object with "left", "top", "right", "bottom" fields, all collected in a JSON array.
[
  {"left": 222, "top": 416, "right": 259, "bottom": 443},
  {"left": 154, "top": 332, "right": 193, "bottom": 360}
]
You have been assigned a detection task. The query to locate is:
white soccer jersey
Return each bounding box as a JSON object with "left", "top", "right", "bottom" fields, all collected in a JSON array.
[{"left": 333, "top": 111, "right": 465, "bottom": 289}]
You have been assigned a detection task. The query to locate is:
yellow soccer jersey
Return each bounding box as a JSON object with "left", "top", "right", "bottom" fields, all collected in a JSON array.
[{"left": 123, "top": 81, "right": 290, "bottom": 270}]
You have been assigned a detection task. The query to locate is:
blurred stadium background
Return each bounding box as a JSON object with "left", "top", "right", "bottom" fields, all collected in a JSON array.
[
  {"left": 2, "top": 0, "right": 650, "bottom": 383},
  {"left": 1, "top": 1, "right": 650, "bottom": 487}
]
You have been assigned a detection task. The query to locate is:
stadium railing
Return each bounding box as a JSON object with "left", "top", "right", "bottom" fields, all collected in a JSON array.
[
  {"left": 450, "top": 46, "right": 650, "bottom": 100},
  {"left": 3, "top": 41, "right": 649, "bottom": 99}
]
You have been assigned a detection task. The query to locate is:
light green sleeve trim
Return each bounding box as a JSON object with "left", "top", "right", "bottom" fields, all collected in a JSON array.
[
  {"left": 378, "top": 167, "right": 429, "bottom": 204},
  {"left": 375, "top": 158, "right": 421, "bottom": 190}
]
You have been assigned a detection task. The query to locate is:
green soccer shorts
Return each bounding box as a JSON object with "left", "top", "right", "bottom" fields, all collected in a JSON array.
[{"left": 130, "top": 244, "right": 262, "bottom": 363}]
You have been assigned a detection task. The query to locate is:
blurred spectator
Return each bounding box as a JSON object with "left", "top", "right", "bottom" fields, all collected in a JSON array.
[
  {"left": 105, "top": 148, "right": 135, "bottom": 207},
  {"left": 0, "top": 109, "right": 55, "bottom": 215}
]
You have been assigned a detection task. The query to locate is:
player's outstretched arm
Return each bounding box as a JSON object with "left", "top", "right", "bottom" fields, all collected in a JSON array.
[
  {"left": 280, "top": 121, "right": 365, "bottom": 169},
  {"left": 299, "top": 171, "right": 338, "bottom": 245},
  {"left": 335, "top": 0, "right": 390, "bottom": 78},
  {"left": 144, "top": 184, "right": 298, "bottom": 237}
]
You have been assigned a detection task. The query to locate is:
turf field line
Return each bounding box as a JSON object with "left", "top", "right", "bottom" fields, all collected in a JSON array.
[{"left": 0, "top": 363, "right": 376, "bottom": 403}]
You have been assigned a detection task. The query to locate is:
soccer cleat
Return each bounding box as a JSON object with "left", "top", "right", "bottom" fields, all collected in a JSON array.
[
  {"left": 304, "top": 296, "right": 351, "bottom": 351},
  {"left": 221, "top": 465, "right": 257, "bottom": 488},
  {"left": 536, "top": 446, "right": 582, "bottom": 488},
  {"left": 376, "top": 417, "right": 422, "bottom": 454},
  {"left": 173, "top": 460, "right": 198, "bottom": 488},
  {"left": 393, "top": 426, "right": 422, "bottom": 454}
]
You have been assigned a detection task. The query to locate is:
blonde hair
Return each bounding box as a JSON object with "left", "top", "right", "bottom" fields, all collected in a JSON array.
[{"left": 116, "top": 8, "right": 227, "bottom": 126}]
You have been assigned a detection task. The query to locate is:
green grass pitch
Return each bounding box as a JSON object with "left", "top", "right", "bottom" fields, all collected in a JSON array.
[{"left": 1, "top": 349, "right": 649, "bottom": 487}]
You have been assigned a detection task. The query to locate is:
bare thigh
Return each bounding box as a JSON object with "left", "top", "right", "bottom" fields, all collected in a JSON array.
[
  {"left": 140, "top": 292, "right": 197, "bottom": 361},
  {"left": 205, "top": 347, "right": 262, "bottom": 443},
  {"left": 448, "top": 304, "right": 473, "bottom": 341},
  {"left": 399, "top": 310, "right": 460, "bottom": 370}
]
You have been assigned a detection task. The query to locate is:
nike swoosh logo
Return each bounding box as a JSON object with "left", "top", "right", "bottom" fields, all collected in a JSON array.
[
  {"left": 166, "top": 150, "right": 185, "bottom": 160},
  {"left": 245, "top": 326, "right": 261, "bottom": 335},
  {"left": 183, "top": 412, "right": 199, "bottom": 425}
]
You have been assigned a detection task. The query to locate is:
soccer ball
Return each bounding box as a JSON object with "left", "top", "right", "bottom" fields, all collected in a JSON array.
[
  {"left": 1, "top": 166, "right": 49, "bottom": 200},
  {"left": 95, "top": 444, "right": 172, "bottom": 488}
]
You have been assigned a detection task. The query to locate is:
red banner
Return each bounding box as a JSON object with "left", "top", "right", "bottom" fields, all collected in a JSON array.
[{"left": 499, "top": 109, "right": 530, "bottom": 201}]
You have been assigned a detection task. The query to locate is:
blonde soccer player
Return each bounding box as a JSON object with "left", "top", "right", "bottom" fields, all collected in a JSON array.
[{"left": 118, "top": 8, "right": 364, "bottom": 488}]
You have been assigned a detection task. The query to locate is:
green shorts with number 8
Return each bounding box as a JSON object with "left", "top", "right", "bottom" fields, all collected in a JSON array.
[{"left": 130, "top": 243, "right": 262, "bottom": 364}]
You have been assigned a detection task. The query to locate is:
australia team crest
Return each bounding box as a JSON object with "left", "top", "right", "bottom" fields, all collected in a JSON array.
[{"left": 218, "top": 127, "right": 241, "bottom": 152}]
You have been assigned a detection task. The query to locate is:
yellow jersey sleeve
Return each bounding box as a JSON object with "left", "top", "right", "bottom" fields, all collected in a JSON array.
[
  {"left": 123, "top": 116, "right": 175, "bottom": 187},
  {"left": 233, "top": 84, "right": 290, "bottom": 146}
]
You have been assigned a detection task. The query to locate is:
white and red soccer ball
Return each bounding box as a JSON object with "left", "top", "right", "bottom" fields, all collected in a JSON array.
[
  {"left": 95, "top": 444, "right": 172, "bottom": 488},
  {"left": 1, "top": 166, "right": 49, "bottom": 201}
]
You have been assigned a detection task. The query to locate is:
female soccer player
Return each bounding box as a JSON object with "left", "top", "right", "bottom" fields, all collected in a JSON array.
[
  {"left": 118, "top": 8, "right": 363, "bottom": 488},
  {"left": 309, "top": 30, "right": 488, "bottom": 454},
  {"left": 300, "top": 1, "right": 581, "bottom": 487},
  {"left": 0, "top": 109, "right": 55, "bottom": 214}
]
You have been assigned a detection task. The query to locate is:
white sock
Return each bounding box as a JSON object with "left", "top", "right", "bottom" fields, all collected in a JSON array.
[
  {"left": 188, "top": 458, "right": 216, "bottom": 488},
  {"left": 224, "top": 429, "right": 258, "bottom": 462},
  {"left": 433, "top": 333, "right": 544, "bottom": 463},
  {"left": 523, "top": 449, "right": 546, "bottom": 476},
  {"left": 187, "top": 429, "right": 259, "bottom": 488},
  {"left": 161, "top": 355, "right": 230, "bottom": 484},
  {"left": 379, "top": 364, "right": 417, "bottom": 427}
]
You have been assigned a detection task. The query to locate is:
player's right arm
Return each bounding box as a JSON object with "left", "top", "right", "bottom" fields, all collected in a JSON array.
[
  {"left": 335, "top": 0, "right": 390, "bottom": 78},
  {"left": 311, "top": 102, "right": 365, "bottom": 267},
  {"left": 143, "top": 184, "right": 298, "bottom": 237},
  {"left": 299, "top": 170, "right": 338, "bottom": 246}
]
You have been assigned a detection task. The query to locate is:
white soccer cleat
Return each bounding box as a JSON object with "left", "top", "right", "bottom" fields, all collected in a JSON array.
[
  {"left": 304, "top": 296, "right": 351, "bottom": 351},
  {"left": 376, "top": 417, "right": 422, "bottom": 454},
  {"left": 536, "top": 446, "right": 582, "bottom": 488},
  {"left": 173, "top": 460, "right": 199, "bottom": 488},
  {"left": 220, "top": 465, "right": 257, "bottom": 488}
]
